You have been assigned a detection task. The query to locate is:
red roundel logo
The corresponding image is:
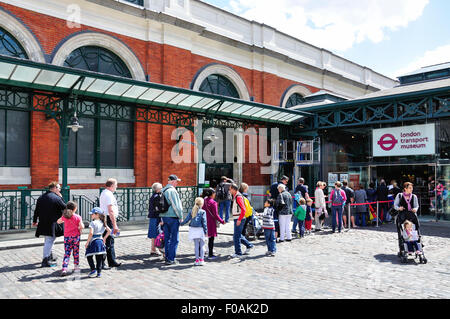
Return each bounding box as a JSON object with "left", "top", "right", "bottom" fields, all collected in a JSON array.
[{"left": 377, "top": 134, "right": 398, "bottom": 151}]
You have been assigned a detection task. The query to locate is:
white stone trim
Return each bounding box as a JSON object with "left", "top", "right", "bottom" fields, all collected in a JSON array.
[
  {"left": 281, "top": 85, "right": 312, "bottom": 108},
  {"left": 0, "top": 167, "right": 31, "bottom": 185},
  {"left": 191, "top": 64, "right": 250, "bottom": 101},
  {"left": 0, "top": 9, "right": 45, "bottom": 62},
  {"left": 58, "top": 168, "right": 135, "bottom": 184},
  {"left": 51, "top": 32, "right": 146, "bottom": 81}
]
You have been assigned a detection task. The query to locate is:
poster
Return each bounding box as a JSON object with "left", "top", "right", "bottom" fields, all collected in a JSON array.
[
  {"left": 349, "top": 174, "right": 360, "bottom": 187},
  {"left": 339, "top": 174, "right": 349, "bottom": 182},
  {"left": 328, "top": 173, "right": 338, "bottom": 186}
]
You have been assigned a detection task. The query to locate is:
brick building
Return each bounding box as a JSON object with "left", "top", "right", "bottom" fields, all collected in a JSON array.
[{"left": 0, "top": 0, "right": 397, "bottom": 202}]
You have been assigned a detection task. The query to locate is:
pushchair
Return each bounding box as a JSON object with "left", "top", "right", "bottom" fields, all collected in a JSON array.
[
  {"left": 245, "top": 214, "right": 264, "bottom": 240},
  {"left": 394, "top": 210, "right": 427, "bottom": 264}
]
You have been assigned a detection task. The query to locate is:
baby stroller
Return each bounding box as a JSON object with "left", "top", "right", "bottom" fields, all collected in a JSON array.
[
  {"left": 394, "top": 210, "right": 427, "bottom": 264},
  {"left": 245, "top": 214, "right": 264, "bottom": 240}
]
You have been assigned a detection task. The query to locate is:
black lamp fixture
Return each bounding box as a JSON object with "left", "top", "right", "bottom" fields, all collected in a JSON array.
[{"left": 67, "top": 112, "right": 83, "bottom": 133}]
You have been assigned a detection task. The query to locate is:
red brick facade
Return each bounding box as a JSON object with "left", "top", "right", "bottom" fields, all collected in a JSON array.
[{"left": 0, "top": 3, "right": 320, "bottom": 189}]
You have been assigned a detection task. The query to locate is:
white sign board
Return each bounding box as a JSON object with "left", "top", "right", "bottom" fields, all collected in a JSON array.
[
  {"left": 198, "top": 163, "right": 205, "bottom": 184},
  {"left": 373, "top": 124, "right": 435, "bottom": 157}
]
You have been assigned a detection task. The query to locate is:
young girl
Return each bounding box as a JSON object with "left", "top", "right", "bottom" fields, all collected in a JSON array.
[
  {"left": 202, "top": 188, "right": 225, "bottom": 260},
  {"left": 294, "top": 198, "right": 307, "bottom": 238},
  {"left": 85, "top": 207, "right": 111, "bottom": 278},
  {"left": 181, "top": 197, "right": 208, "bottom": 266},
  {"left": 402, "top": 220, "right": 421, "bottom": 255},
  {"left": 261, "top": 199, "right": 276, "bottom": 256},
  {"left": 57, "top": 201, "right": 83, "bottom": 276},
  {"left": 305, "top": 198, "right": 314, "bottom": 235}
]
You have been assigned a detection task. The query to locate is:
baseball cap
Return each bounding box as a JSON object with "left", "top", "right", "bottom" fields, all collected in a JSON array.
[
  {"left": 168, "top": 174, "right": 181, "bottom": 182},
  {"left": 89, "top": 207, "right": 105, "bottom": 215}
]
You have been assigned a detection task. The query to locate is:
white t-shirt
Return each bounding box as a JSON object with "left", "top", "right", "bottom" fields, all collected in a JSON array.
[{"left": 100, "top": 189, "right": 119, "bottom": 219}]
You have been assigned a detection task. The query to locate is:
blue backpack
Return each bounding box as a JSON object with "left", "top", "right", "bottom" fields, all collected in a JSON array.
[{"left": 332, "top": 189, "right": 344, "bottom": 205}]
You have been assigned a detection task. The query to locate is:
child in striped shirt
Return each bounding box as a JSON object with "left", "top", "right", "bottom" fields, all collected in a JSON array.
[{"left": 261, "top": 199, "right": 276, "bottom": 257}]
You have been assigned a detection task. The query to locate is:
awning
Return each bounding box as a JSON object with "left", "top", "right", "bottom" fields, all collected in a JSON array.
[{"left": 0, "top": 55, "right": 312, "bottom": 125}]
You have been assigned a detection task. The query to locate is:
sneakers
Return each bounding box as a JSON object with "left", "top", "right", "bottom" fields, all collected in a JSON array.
[
  {"left": 73, "top": 265, "right": 80, "bottom": 273},
  {"left": 61, "top": 269, "right": 68, "bottom": 277},
  {"left": 243, "top": 246, "right": 253, "bottom": 255},
  {"left": 165, "top": 259, "right": 179, "bottom": 265},
  {"left": 207, "top": 255, "right": 218, "bottom": 260},
  {"left": 194, "top": 259, "right": 200, "bottom": 266},
  {"left": 268, "top": 252, "right": 276, "bottom": 257},
  {"left": 41, "top": 257, "right": 56, "bottom": 268},
  {"left": 230, "top": 253, "right": 242, "bottom": 259},
  {"left": 88, "top": 270, "right": 97, "bottom": 278},
  {"left": 198, "top": 259, "right": 205, "bottom": 266},
  {"left": 97, "top": 273, "right": 102, "bottom": 278}
]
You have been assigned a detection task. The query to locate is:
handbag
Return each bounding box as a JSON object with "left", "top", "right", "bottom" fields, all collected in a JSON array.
[{"left": 52, "top": 221, "right": 64, "bottom": 237}]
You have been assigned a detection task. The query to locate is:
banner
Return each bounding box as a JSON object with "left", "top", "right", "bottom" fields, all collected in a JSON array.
[{"left": 373, "top": 124, "right": 435, "bottom": 157}]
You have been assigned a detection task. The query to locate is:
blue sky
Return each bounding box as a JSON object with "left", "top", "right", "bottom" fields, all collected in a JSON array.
[{"left": 202, "top": 0, "right": 450, "bottom": 79}]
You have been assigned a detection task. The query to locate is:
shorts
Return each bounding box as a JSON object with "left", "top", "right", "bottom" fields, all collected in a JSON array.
[{"left": 147, "top": 218, "right": 160, "bottom": 239}]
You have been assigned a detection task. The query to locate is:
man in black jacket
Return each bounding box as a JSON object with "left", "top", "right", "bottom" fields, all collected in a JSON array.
[
  {"left": 376, "top": 179, "right": 389, "bottom": 223},
  {"left": 32, "top": 182, "right": 67, "bottom": 267}
]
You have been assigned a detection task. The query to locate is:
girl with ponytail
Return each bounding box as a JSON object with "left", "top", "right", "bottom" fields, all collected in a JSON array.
[{"left": 181, "top": 197, "right": 208, "bottom": 266}]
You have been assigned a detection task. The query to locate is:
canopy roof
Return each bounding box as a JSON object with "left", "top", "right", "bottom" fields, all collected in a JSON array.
[{"left": 0, "top": 55, "right": 311, "bottom": 126}]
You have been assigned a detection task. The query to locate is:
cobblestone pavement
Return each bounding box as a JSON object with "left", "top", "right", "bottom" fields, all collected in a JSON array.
[{"left": 0, "top": 222, "right": 449, "bottom": 299}]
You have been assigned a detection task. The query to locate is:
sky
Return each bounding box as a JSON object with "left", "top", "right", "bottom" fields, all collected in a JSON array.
[{"left": 201, "top": 0, "right": 450, "bottom": 80}]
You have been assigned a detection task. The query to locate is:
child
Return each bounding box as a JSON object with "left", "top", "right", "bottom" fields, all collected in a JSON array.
[
  {"left": 402, "top": 220, "right": 421, "bottom": 255},
  {"left": 261, "top": 199, "right": 276, "bottom": 257},
  {"left": 181, "top": 197, "right": 208, "bottom": 266},
  {"left": 305, "top": 199, "right": 314, "bottom": 235},
  {"left": 85, "top": 207, "right": 111, "bottom": 278},
  {"left": 56, "top": 201, "right": 84, "bottom": 276},
  {"left": 293, "top": 198, "right": 307, "bottom": 238}
]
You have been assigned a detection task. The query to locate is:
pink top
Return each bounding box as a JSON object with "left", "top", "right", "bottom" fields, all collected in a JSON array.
[
  {"left": 62, "top": 214, "right": 82, "bottom": 237},
  {"left": 330, "top": 189, "right": 347, "bottom": 206}
]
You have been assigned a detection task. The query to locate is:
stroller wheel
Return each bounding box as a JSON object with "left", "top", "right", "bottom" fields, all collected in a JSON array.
[
  {"left": 422, "top": 257, "right": 428, "bottom": 264},
  {"left": 401, "top": 256, "right": 407, "bottom": 264}
]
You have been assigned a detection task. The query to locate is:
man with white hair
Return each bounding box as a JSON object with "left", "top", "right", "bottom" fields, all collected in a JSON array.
[{"left": 276, "top": 183, "right": 293, "bottom": 242}]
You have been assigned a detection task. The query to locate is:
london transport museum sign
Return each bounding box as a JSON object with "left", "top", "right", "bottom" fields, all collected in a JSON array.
[{"left": 373, "top": 123, "right": 436, "bottom": 157}]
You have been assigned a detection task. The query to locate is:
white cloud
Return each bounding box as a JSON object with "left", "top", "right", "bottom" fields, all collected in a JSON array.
[
  {"left": 218, "top": 0, "right": 429, "bottom": 52},
  {"left": 390, "top": 44, "right": 450, "bottom": 79}
]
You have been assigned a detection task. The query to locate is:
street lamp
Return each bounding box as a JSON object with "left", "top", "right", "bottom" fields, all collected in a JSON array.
[{"left": 67, "top": 113, "right": 83, "bottom": 132}]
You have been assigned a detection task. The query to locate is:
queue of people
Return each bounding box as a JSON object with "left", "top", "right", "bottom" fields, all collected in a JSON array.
[{"left": 31, "top": 174, "right": 428, "bottom": 277}]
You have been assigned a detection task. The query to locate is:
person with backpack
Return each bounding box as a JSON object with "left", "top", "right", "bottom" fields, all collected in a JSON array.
[
  {"left": 292, "top": 178, "right": 308, "bottom": 234},
  {"left": 276, "top": 184, "right": 293, "bottom": 242},
  {"left": 329, "top": 181, "right": 347, "bottom": 233},
  {"left": 239, "top": 183, "right": 253, "bottom": 239},
  {"left": 314, "top": 181, "right": 327, "bottom": 232},
  {"left": 229, "top": 183, "right": 254, "bottom": 258},
  {"left": 270, "top": 176, "right": 289, "bottom": 241},
  {"left": 341, "top": 180, "right": 354, "bottom": 228},
  {"left": 160, "top": 174, "right": 184, "bottom": 265},
  {"left": 148, "top": 182, "right": 164, "bottom": 257},
  {"left": 216, "top": 176, "right": 233, "bottom": 223}
]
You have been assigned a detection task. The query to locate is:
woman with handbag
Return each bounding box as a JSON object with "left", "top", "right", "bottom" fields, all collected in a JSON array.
[{"left": 202, "top": 188, "right": 225, "bottom": 260}]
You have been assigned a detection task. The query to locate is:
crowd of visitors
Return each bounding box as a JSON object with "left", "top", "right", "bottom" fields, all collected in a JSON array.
[{"left": 31, "top": 174, "right": 433, "bottom": 277}]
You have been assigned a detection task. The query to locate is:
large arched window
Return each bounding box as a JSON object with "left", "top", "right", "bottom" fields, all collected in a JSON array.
[
  {"left": 285, "top": 93, "right": 305, "bottom": 108},
  {"left": 0, "top": 27, "right": 28, "bottom": 59},
  {"left": 199, "top": 74, "right": 240, "bottom": 98},
  {"left": 64, "top": 46, "right": 132, "bottom": 78},
  {"left": 60, "top": 46, "right": 134, "bottom": 169},
  {"left": 0, "top": 28, "right": 30, "bottom": 167}
]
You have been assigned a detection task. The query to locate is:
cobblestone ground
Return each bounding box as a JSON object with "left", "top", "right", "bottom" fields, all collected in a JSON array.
[{"left": 0, "top": 223, "right": 449, "bottom": 299}]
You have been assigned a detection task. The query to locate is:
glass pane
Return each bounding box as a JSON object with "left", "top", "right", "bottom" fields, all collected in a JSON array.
[
  {"left": 178, "top": 96, "right": 204, "bottom": 107},
  {"left": 0, "top": 110, "right": 5, "bottom": 165},
  {"left": 105, "top": 82, "right": 132, "bottom": 96},
  {"left": 87, "top": 79, "right": 115, "bottom": 94},
  {"left": 6, "top": 110, "right": 29, "bottom": 166},
  {"left": 116, "top": 121, "right": 133, "bottom": 168},
  {"left": 100, "top": 120, "right": 116, "bottom": 167},
  {"left": 139, "top": 88, "right": 165, "bottom": 101},
  {"left": 10, "top": 66, "right": 40, "bottom": 83},
  {"left": 33, "top": 70, "right": 65, "bottom": 86},
  {"left": 0, "top": 27, "right": 28, "bottom": 59},
  {"left": 57, "top": 74, "right": 81, "bottom": 89},
  {"left": 251, "top": 108, "right": 272, "bottom": 118},
  {"left": 153, "top": 91, "right": 179, "bottom": 104},
  {"left": 0, "top": 62, "right": 16, "bottom": 79},
  {"left": 76, "top": 118, "right": 95, "bottom": 167},
  {"left": 121, "top": 85, "right": 148, "bottom": 99}
]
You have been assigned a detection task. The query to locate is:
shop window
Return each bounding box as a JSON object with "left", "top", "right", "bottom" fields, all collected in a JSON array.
[
  {"left": 199, "top": 74, "right": 240, "bottom": 98},
  {"left": 0, "top": 27, "right": 28, "bottom": 59},
  {"left": 285, "top": 93, "right": 305, "bottom": 108},
  {"left": 0, "top": 110, "right": 29, "bottom": 166}
]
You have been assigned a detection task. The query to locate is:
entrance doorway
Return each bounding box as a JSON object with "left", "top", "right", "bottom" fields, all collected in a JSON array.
[
  {"left": 205, "top": 163, "right": 233, "bottom": 189},
  {"left": 370, "top": 164, "right": 436, "bottom": 215}
]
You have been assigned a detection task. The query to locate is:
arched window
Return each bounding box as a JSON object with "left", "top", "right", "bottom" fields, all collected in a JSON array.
[
  {"left": 285, "top": 93, "right": 305, "bottom": 108},
  {"left": 0, "top": 27, "right": 28, "bottom": 59},
  {"left": 199, "top": 74, "right": 240, "bottom": 98},
  {"left": 60, "top": 46, "right": 134, "bottom": 169},
  {"left": 64, "top": 46, "right": 132, "bottom": 78}
]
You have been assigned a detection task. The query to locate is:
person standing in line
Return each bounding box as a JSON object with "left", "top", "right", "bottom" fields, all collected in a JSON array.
[
  {"left": 376, "top": 179, "right": 389, "bottom": 223},
  {"left": 314, "top": 182, "right": 327, "bottom": 232},
  {"left": 181, "top": 197, "right": 208, "bottom": 266},
  {"left": 304, "top": 198, "right": 314, "bottom": 235},
  {"left": 85, "top": 207, "right": 111, "bottom": 278},
  {"left": 270, "top": 176, "right": 289, "bottom": 242},
  {"left": 276, "top": 184, "right": 293, "bottom": 242},
  {"left": 354, "top": 184, "right": 368, "bottom": 227},
  {"left": 229, "top": 183, "right": 254, "bottom": 258},
  {"left": 56, "top": 201, "right": 84, "bottom": 276},
  {"left": 99, "top": 178, "right": 122, "bottom": 268},
  {"left": 293, "top": 198, "right": 306, "bottom": 238},
  {"left": 261, "top": 199, "right": 276, "bottom": 257},
  {"left": 202, "top": 188, "right": 225, "bottom": 260},
  {"left": 32, "top": 181, "right": 67, "bottom": 268},
  {"left": 292, "top": 178, "right": 309, "bottom": 234},
  {"left": 329, "top": 181, "right": 347, "bottom": 233},
  {"left": 216, "top": 176, "right": 233, "bottom": 223},
  {"left": 341, "top": 180, "right": 354, "bottom": 228},
  {"left": 160, "top": 174, "right": 184, "bottom": 265},
  {"left": 148, "top": 182, "right": 164, "bottom": 257},
  {"left": 239, "top": 183, "right": 253, "bottom": 239},
  {"left": 366, "top": 182, "right": 378, "bottom": 222}
]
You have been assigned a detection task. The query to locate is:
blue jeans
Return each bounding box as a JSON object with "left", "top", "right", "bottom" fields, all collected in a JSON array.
[
  {"left": 292, "top": 215, "right": 298, "bottom": 232},
  {"left": 356, "top": 212, "right": 367, "bottom": 226},
  {"left": 264, "top": 229, "right": 276, "bottom": 253},
  {"left": 162, "top": 217, "right": 180, "bottom": 262},
  {"left": 219, "top": 200, "right": 231, "bottom": 222},
  {"left": 297, "top": 220, "right": 305, "bottom": 237},
  {"left": 233, "top": 218, "right": 253, "bottom": 255},
  {"left": 331, "top": 205, "right": 344, "bottom": 232}
]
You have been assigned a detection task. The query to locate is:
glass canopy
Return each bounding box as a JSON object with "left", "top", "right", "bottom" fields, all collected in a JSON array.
[{"left": 0, "top": 55, "right": 311, "bottom": 125}]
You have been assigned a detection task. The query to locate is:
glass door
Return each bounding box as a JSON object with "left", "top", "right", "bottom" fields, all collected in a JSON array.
[{"left": 436, "top": 164, "right": 450, "bottom": 221}]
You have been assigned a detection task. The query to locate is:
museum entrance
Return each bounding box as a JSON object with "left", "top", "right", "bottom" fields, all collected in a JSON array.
[{"left": 370, "top": 164, "right": 436, "bottom": 216}]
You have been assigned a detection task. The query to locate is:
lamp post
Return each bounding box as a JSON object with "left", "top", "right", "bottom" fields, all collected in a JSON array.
[{"left": 60, "top": 98, "right": 83, "bottom": 202}]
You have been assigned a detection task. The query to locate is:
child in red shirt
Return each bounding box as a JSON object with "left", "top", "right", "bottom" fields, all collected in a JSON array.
[{"left": 57, "top": 201, "right": 84, "bottom": 276}]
